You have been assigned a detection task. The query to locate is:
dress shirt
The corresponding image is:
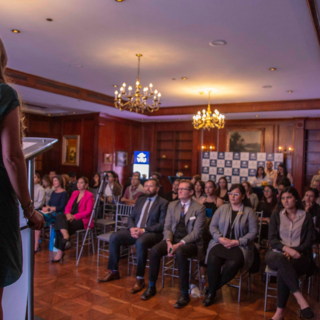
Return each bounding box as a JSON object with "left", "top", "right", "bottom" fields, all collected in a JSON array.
[
  {"left": 180, "top": 199, "right": 191, "bottom": 215},
  {"left": 137, "top": 195, "right": 158, "bottom": 228},
  {"left": 104, "top": 184, "right": 114, "bottom": 197},
  {"left": 265, "top": 170, "right": 275, "bottom": 185}
]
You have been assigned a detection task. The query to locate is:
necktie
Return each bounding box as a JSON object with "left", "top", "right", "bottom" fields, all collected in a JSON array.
[
  {"left": 140, "top": 199, "right": 151, "bottom": 228},
  {"left": 181, "top": 204, "right": 185, "bottom": 218}
]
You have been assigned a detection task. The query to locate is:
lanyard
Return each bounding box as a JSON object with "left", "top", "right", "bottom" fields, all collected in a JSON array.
[{"left": 229, "top": 205, "right": 243, "bottom": 239}]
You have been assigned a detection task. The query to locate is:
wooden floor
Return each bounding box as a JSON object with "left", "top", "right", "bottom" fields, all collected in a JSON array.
[{"left": 34, "top": 243, "right": 320, "bottom": 320}]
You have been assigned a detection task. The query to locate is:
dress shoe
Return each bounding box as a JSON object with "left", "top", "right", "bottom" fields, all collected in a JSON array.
[
  {"left": 301, "top": 307, "right": 314, "bottom": 319},
  {"left": 203, "top": 292, "right": 216, "bottom": 307},
  {"left": 51, "top": 252, "right": 65, "bottom": 263},
  {"left": 174, "top": 293, "right": 190, "bottom": 309},
  {"left": 97, "top": 271, "right": 120, "bottom": 283},
  {"left": 141, "top": 286, "right": 156, "bottom": 300},
  {"left": 131, "top": 279, "right": 145, "bottom": 294}
]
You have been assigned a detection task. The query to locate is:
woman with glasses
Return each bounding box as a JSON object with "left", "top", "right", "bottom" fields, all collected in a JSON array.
[
  {"left": 256, "top": 185, "right": 277, "bottom": 241},
  {"left": 216, "top": 177, "right": 229, "bottom": 202},
  {"left": 203, "top": 184, "right": 258, "bottom": 307},
  {"left": 266, "top": 187, "right": 315, "bottom": 320},
  {"left": 242, "top": 181, "right": 259, "bottom": 211}
]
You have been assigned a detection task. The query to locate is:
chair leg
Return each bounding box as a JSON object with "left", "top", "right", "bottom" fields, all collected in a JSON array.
[
  {"left": 162, "top": 257, "right": 165, "bottom": 288},
  {"left": 91, "top": 231, "right": 95, "bottom": 254},
  {"left": 248, "top": 272, "right": 251, "bottom": 292},
  {"left": 97, "top": 239, "right": 100, "bottom": 266},
  {"left": 197, "top": 261, "right": 201, "bottom": 288},
  {"left": 127, "top": 246, "right": 131, "bottom": 276},
  {"left": 76, "top": 232, "right": 79, "bottom": 260},
  {"left": 188, "top": 259, "right": 192, "bottom": 292},
  {"left": 264, "top": 273, "right": 269, "bottom": 312},
  {"left": 238, "top": 271, "right": 242, "bottom": 303}
]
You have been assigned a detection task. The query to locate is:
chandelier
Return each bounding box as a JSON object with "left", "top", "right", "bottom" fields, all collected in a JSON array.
[
  {"left": 192, "top": 91, "right": 225, "bottom": 130},
  {"left": 114, "top": 54, "right": 161, "bottom": 113}
]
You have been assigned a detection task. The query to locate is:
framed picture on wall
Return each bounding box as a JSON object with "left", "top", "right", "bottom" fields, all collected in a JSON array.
[
  {"left": 227, "top": 129, "right": 264, "bottom": 152},
  {"left": 103, "top": 153, "right": 113, "bottom": 164},
  {"left": 116, "top": 151, "right": 128, "bottom": 167},
  {"left": 62, "top": 135, "right": 80, "bottom": 166}
]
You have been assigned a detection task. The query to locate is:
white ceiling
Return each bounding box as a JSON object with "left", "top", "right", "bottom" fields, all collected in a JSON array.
[{"left": 2, "top": 0, "right": 320, "bottom": 120}]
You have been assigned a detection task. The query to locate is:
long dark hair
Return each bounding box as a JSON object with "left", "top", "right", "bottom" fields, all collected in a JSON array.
[
  {"left": 277, "top": 186, "right": 304, "bottom": 211},
  {"left": 195, "top": 180, "right": 205, "bottom": 194},
  {"left": 277, "top": 163, "right": 288, "bottom": 177},
  {"left": 215, "top": 176, "right": 228, "bottom": 197},
  {"left": 53, "top": 175, "right": 64, "bottom": 189},
  {"left": 262, "top": 185, "right": 277, "bottom": 208},
  {"left": 256, "top": 166, "right": 266, "bottom": 178},
  {"left": 42, "top": 174, "right": 52, "bottom": 188},
  {"left": 90, "top": 172, "right": 101, "bottom": 188},
  {"left": 229, "top": 184, "right": 252, "bottom": 207}
]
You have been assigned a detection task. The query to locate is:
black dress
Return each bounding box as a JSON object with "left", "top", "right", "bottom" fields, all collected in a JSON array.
[
  {"left": 256, "top": 200, "right": 277, "bottom": 241},
  {"left": 219, "top": 191, "right": 229, "bottom": 203},
  {"left": 165, "top": 191, "right": 178, "bottom": 202},
  {"left": 0, "top": 84, "right": 22, "bottom": 287}
]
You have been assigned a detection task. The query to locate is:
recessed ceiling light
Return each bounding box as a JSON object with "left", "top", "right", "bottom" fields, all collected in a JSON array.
[
  {"left": 256, "top": 115, "right": 259, "bottom": 118},
  {"left": 209, "top": 40, "right": 227, "bottom": 47},
  {"left": 269, "top": 67, "right": 276, "bottom": 71},
  {"left": 287, "top": 90, "right": 293, "bottom": 93},
  {"left": 12, "top": 29, "right": 20, "bottom": 33},
  {"left": 181, "top": 77, "right": 187, "bottom": 80},
  {"left": 262, "top": 85, "right": 272, "bottom": 88},
  {"left": 48, "top": 114, "right": 51, "bottom": 116},
  {"left": 46, "top": 18, "right": 53, "bottom": 22},
  {"left": 199, "top": 91, "right": 204, "bottom": 95},
  {"left": 73, "top": 112, "right": 76, "bottom": 114},
  {"left": 113, "top": 84, "right": 118, "bottom": 88},
  {"left": 115, "top": 0, "right": 125, "bottom": 2}
]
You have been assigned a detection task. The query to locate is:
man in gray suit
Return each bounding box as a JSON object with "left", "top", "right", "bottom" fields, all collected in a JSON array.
[
  {"left": 97, "top": 179, "right": 168, "bottom": 294},
  {"left": 141, "top": 180, "right": 206, "bottom": 309}
]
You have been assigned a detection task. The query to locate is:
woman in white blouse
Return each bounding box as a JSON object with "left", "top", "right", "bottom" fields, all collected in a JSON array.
[{"left": 250, "top": 166, "right": 268, "bottom": 187}]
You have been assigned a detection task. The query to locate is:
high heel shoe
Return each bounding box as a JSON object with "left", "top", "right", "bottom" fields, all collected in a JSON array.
[{"left": 51, "top": 252, "right": 65, "bottom": 263}]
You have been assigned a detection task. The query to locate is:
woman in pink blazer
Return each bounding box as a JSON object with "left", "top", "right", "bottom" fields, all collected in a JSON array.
[{"left": 52, "top": 177, "right": 94, "bottom": 263}]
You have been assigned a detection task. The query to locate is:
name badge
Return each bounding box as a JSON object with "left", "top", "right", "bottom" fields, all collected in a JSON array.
[{"left": 189, "top": 216, "right": 196, "bottom": 221}]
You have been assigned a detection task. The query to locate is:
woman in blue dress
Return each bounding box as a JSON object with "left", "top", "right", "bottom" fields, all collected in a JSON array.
[{"left": 0, "top": 37, "right": 44, "bottom": 317}]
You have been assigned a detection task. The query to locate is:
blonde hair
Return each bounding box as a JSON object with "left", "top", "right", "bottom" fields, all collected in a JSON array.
[{"left": 0, "top": 37, "right": 25, "bottom": 139}]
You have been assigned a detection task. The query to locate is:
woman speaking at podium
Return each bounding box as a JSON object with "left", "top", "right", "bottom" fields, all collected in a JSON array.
[{"left": 0, "top": 38, "right": 45, "bottom": 319}]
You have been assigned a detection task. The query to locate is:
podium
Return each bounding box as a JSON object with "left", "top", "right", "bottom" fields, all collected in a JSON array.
[{"left": 3, "top": 137, "right": 57, "bottom": 320}]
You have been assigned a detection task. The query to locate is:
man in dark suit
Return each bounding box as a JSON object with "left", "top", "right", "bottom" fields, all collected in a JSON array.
[
  {"left": 141, "top": 180, "right": 206, "bottom": 309},
  {"left": 97, "top": 178, "right": 168, "bottom": 294}
]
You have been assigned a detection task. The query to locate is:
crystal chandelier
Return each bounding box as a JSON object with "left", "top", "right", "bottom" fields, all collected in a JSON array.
[
  {"left": 114, "top": 54, "right": 161, "bottom": 113},
  {"left": 192, "top": 91, "right": 225, "bottom": 130}
]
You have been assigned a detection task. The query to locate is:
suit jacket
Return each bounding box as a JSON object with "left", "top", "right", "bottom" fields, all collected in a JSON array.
[
  {"left": 206, "top": 204, "right": 258, "bottom": 269},
  {"left": 163, "top": 199, "right": 206, "bottom": 259},
  {"left": 128, "top": 195, "right": 169, "bottom": 233},
  {"left": 64, "top": 190, "right": 95, "bottom": 229}
]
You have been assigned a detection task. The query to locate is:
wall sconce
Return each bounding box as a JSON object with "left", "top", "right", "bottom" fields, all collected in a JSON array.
[
  {"left": 278, "top": 146, "right": 293, "bottom": 155},
  {"left": 202, "top": 145, "right": 215, "bottom": 151}
]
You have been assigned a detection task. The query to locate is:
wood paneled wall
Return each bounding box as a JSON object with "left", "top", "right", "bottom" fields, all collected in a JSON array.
[{"left": 26, "top": 112, "right": 320, "bottom": 196}]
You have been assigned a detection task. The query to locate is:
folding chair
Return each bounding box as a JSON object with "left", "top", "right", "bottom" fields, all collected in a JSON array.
[
  {"left": 161, "top": 255, "right": 200, "bottom": 293},
  {"left": 264, "top": 265, "right": 306, "bottom": 317},
  {"left": 97, "top": 203, "right": 133, "bottom": 266}
]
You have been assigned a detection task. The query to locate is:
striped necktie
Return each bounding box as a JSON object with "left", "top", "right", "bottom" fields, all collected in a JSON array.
[{"left": 181, "top": 204, "right": 185, "bottom": 218}]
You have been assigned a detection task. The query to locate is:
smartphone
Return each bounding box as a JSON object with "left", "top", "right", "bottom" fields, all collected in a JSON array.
[{"left": 169, "top": 248, "right": 173, "bottom": 253}]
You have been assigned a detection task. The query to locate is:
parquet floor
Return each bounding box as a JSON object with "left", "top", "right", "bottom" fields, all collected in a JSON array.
[{"left": 34, "top": 243, "right": 320, "bottom": 320}]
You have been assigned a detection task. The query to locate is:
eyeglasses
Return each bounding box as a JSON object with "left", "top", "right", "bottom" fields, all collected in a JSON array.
[
  {"left": 264, "top": 189, "right": 272, "bottom": 193},
  {"left": 178, "top": 188, "right": 190, "bottom": 191},
  {"left": 228, "top": 192, "right": 239, "bottom": 196}
]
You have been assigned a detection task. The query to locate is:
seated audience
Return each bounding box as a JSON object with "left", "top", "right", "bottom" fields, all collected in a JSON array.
[
  {"left": 266, "top": 187, "right": 315, "bottom": 320},
  {"left": 34, "top": 172, "right": 45, "bottom": 210},
  {"left": 122, "top": 171, "right": 140, "bottom": 197},
  {"left": 89, "top": 172, "right": 101, "bottom": 197},
  {"left": 190, "top": 174, "right": 201, "bottom": 185},
  {"left": 312, "top": 179, "right": 320, "bottom": 205},
  {"left": 250, "top": 166, "right": 268, "bottom": 187},
  {"left": 42, "top": 174, "right": 54, "bottom": 206},
  {"left": 303, "top": 188, "right": 320, "bottom": 219},
  {"left": 67, "top": 171, "right": 78, "bottom": 197},
  {"left": 151, "top": 171, "right": 164, "bottom": 197},
  {"left": 97, "top": 179, "right": 168, "bottom": 293},
  {"left": 277, "top": 178, "right": 292, "bottom": 198},
  {"left": 216, "top": 177, "right": 229, "bottom": 202},
  {"left": 34, "top": 175, "right": 68, "bottom": 252},
  {"left": 62, "top": 173, "right": 69, "bottom": 190},
  {"left": 105, "top": 170, "right": 122, "bottom": 203},
  {"left": 203, "top": 184, "right": 258, "bottom": 307},
  {"left": 310, "top": 170, "right": 320, "bottom": 187},
  {"left": 242, "top": 181, "right": 259, "bottom": 211},
  {"left": 121, "top": 175, "right": 144, "bottom": 206},
  {"left": 273, "top": 163, "right": 293, "bottom": 188},
  {"left": 165, "top": 179, "right": 180, "bottom": 202},
  {"left": 49, "top": 170, "right": 57, "bottom": 181},
  {"left": 265, "top": 161, "right": 276, "bottom": 185},
  {"left": 256, "top": 185, "right": 278, "bottom": 241},
  {"left": 141, "top": 180, "right": 206, "bottom": 309},
  {"left": 52, "top": 177, "right": 94, "bottom": 262},
  {"left": 193, "top": 180, "right": 206, "bottom": 202}
]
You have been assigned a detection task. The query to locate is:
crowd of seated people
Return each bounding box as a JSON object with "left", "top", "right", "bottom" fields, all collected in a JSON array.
[{"left": 33, "top": 164, "right": 319, "bottom": 319}]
